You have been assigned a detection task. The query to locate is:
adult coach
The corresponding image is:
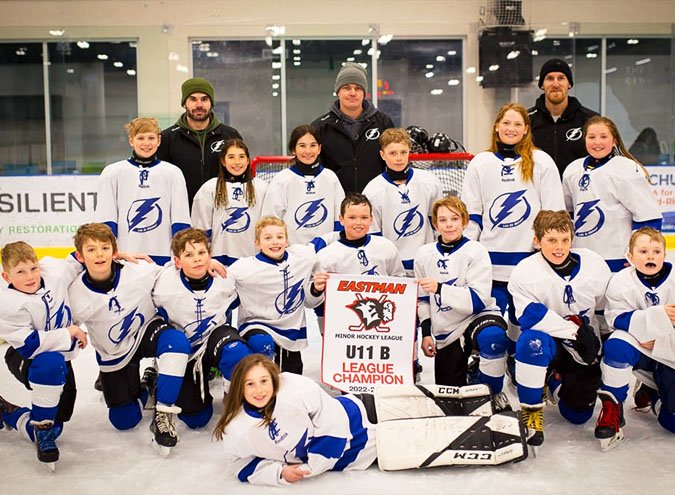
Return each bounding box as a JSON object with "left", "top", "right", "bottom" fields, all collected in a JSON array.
[
  {"left": 158, "top": 77, "right": 242, "bottom": 206},
  {"left": 312, "top": 62, "right": 394, "bottom": 193},
  {"left": 528, "top": 58, "right": 598, "bottom": 177}
]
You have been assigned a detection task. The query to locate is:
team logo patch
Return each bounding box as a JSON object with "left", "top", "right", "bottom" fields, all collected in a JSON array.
[
  {"left": 210, "top": 140, "right": 226, "bottom": 153},
  {"left": 127, "top": 197, "right": 162, "bottom": 233},
  {"left": 109, "top": 309, "right": 145, "bottom": 345},
  {"left": 645, "top": 292, "right": 660, "bottom": 306},
  {"left": 574, "top": 199, "right": 605, "bottom": 237},
  {"left": 275, "top": 267, "right": 305, "bottom": 315},
  {"left": 365, "top": 128, "right": 381, "bottom": 141},
  {"left": 394, "top": 205, "right": 424, "bottom": 239},
  {"left": 42, "top": 293, "right": 72, "bottom": 330},
  {"left": 347, "top": 293, "right": 396, "bottom": 332},
  {"left": 294, "top": 199, "right": 328, "bottom": 229},
  {"left": 488, "top": 190, "right": 531, "bottom": 230},
  {"left": 566, "top": 127, "right": 583, "bottom": 141},
  {"left": 221, "top": 206, "right": 251, "bottom": 234},
  {"left": 578, "top": 173, "right": 591, "bottom": 191},
  {"left": 139, "top": 169, "right": 150, "bottom": 188}
]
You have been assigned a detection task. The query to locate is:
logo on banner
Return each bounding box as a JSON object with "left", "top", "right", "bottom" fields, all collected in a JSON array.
[{"left": 347, "top": 294, "right": 396, "bottom": 332}]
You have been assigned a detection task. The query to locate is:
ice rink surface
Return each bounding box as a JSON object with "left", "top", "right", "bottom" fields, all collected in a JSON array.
[{"left": 2, "top": 311, "right": 674, "bottom": 495}]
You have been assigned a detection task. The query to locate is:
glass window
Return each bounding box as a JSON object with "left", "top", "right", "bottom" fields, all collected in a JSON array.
[
  {"left": 606, "top": 37, "right": 671, "bottom": 164},
  {"left": 0, "top": 43, "right": 46, "bottom": 175},
  {"left": 48, "top": 41, "right": 138, "bottom": 174},
  {"left": 193, "top": 40, "right": 282, "bottom": 155}
]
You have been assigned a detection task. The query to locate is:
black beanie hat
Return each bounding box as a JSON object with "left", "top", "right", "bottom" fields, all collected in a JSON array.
[
  {"left": 181, "top": 77, "right": 215, "bottom": 106},
  {"left": 538, "top": 59, "right": 574, "bottom": 88}
]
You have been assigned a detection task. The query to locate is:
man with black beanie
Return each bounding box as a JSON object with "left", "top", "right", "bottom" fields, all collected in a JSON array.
[
  {"left": 528, "top": 58, "right": 598, "bottom": 177},
  {"left": 158, "top": 77, "right": 242, "bottom": 207}
]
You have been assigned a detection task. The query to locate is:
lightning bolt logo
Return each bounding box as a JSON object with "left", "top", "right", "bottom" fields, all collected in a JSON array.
[
  {"left": 574, "top": 200, "right": 605, "bottom": 237},
  {"left": 294, "top": 199, "right": 328, "bottom": 230},
  {"left": 221, "top": 207, "right": 251, "bottom": 234},
  {"left": 394, "top": 205, "right": 423, "bottom": 239},
  {"left": 185, "top": 315, "right": 217, "bottom": 346},
  {"left": 108, "top": 309, "right": 145, "bottom": 345},
  {"left": 489, "top": 190, "right": 531, "bottom": 230},
  {"left": 434, "top": 277, "right": 457, "bottom": 312},
  {"left": 127, "top": 197, "right": 162, "bottom": 233},
  {"left": 275, "top": 279, "right": 305, "bottom": 315}
]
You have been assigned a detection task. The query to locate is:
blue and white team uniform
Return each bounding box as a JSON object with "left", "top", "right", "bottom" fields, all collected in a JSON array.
[
  {"left": 69, "top": 261, "right": 190, "bottom": 430},
  {"left": 228, "top": 244, "right": 323, "bottom": 353},
  {"left": 191, "top": 177, "right": 268, "bottom": 266},
  {"left": 97, "top": 158, "right": 191, "bottom": 264},
  {"left": 600, "top": 262, "right": 675, "bottom": 433},
  {"left": 562, "top": 155, "right": 662, "bottom": 272},
  {"left": 152, "top": 266, "right": 273, "bottom": 427},
  {"left": 508, "top": 248, "right": 611, "bottom": 424},
  {"left": 222, "top": 372, "right": 376, "bottom": 486},
  {"left": 0, "top": 257, "right": 81, "bottom": 445},
  {"left": 363, "top": 168, "right": 443, "bottom": 275},
  {"left": 262, "top": 165, "right": 344, "bottom": 245},
  {"left": 316, "top": 234, "right": 405, "bottom": 278},
  {"left": 414, "top": 237, "right": 508, "bottom": 392}
]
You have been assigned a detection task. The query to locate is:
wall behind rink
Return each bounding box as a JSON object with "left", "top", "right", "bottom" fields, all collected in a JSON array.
[{"left": 0, "top": 169, "right": 673, "bottom": 257}]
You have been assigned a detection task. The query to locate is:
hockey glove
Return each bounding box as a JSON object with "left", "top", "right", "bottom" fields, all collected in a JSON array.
[{"left": 565, "top": 315, "right": 600, "bottom": 365}]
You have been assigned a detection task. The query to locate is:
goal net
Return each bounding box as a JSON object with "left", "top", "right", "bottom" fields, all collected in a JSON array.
[{"left": 250, "top": 152, "right": 473, "bottom": 197}]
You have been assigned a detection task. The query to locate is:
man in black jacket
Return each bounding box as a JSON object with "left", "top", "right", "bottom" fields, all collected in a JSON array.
[
  {"left": 528, "top": 59, "right": 598, "bottom": 177},
  {"left": 312, "top": 62, "right": 394, "bottom": 193},
  {"left": 158, "top": 77, "right": 242, "bottom": 206}
]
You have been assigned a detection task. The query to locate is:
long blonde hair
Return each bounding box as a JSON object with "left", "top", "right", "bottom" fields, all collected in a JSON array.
[
  {"left": 213, "top": 354, "right": 280, "bottom": 441},
  {"left": 489, "top": 103, "right": 535, "bottom": 183},
  {"left": 583, "top": 116, "right": 649, "bottom": 179}
]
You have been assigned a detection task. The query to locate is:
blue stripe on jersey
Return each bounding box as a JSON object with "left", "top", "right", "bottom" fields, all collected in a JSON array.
[
  {"left": 293, "top": 429, "right": 309, "bottom": 462},
  {"left": 308, "top": 435, "right": 347, "bottom": 459},
  {"left": 489, "top": 251, "right": 531, "bottom": 267},
  {"left": 469, "top": 288, "right": 486, "bottom": 313},
  {"left": 518, "top": 302, "right": 548, "bottom": 330},
  {"left": 333, "top": 396, "right": 368, "bottom": 471},
  {"left": 632, "top": 218, "right": 662, "bottom": 231},
  {"left": 204, "top": 228, "right": 213, "bottom": 240},
  {"left": 149, "top": 255, "right": 171, "bottom": 265},
  {"left": 469, "top": 214, "right": 483, "bottom": 230},
  {"left": 95, "top": 349, "right": 133, "bottom": 367},
  {"left": 15, "top": 331, "right": 41, "bottom": 359},
  {"left": 613, "top": 311, "right": 634, "bottom": 331},
  {"left": 156, "top": 306, "right": 169, "bottom": 322},
  {"left": 214, "top": 254, "right": 241, "bottom": 267},
  {"left": 333, "top": 220, "right": 342, "bottom": 232},
  {"left": 309, "top": 237, "right": 328, "bottom": 253},
  {"left": 238, "top": 456, "right": 264, "bottom": 483},
  {"left": 240, "top": 322, "right": 307, "bottom": 342},
  {"left": 418, "top": 295, "right": 430, "bottom": 303},
  {"left": 402, "top": 259, "right": 414, "bottom": 270},
  {"left": 104, "top": 221, "right": 118, "bottom": 237},
  {"left": 605, "top": 258, "right": 628, "bottom": 273},
  {"left": 171, "top": 222, "right": 191, "bottom": 236}
]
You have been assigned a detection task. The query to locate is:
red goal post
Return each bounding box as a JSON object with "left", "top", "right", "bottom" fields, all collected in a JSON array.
[{"left": 250, "top": 152, "right": 473, "bottom": 197}]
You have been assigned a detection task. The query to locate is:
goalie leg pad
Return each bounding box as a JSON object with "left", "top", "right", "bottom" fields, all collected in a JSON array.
[
  {"left": 374, "top": 384, "right": 493, "bottom": 422},
  {"left": 376, "top": 411, "right": 527, "bottom": 471}
]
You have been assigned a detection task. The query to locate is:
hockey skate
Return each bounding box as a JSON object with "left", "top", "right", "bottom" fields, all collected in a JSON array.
[
  {"left": 149, "top": 404, "right": 180, "bottom": 457},
  {"left": 520, "top": 405, "right": 544, "bottom": 447},
  {"left": 466, "top": 355, "right": 480, "bottom": 385},
  {"left": 141, "top": 366, "right": 158, "bottom": 410},
  {"left": 0, "top": 394, "right": 19, "bottom": 430},
  {"left": 595, "top": 391, "right": 625, "bottom": 452},
  {"left": 492, "top": 391, "right": 512, "bottom": 413},
  {"left": 505, "top": 355, "right": 517, "bottom": 391},
  {"left": 545, "top": 369, "right": 561, "bottom": 405},
  {"left": 632, "top": 381, "right": 657, "bottom": 413},
  {"left": 32, "top": 420, "right": 59, "bottom": 471}
]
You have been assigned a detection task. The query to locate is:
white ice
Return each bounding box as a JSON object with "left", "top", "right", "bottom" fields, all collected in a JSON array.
[{"left": 2, "top": 313, "right": 674, "bottom": 495}]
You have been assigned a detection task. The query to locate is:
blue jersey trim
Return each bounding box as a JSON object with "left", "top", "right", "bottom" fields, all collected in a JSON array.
[
  {"left": 469, "top": 287, "right": 486, "bottom": 313},
  {"left": 238, "top": 457, "right": 264, "bottom": 483},
  {"left": 604, "top": 258, "right": 627, "bottom": 273},
  {"left": 613, "top": 311, "right": 634, "bottom": 332},
  {"left": 632, "top": 218, "right": 662, "bottom": 231},
  {"left": 333, "top": 396, "right": 369, "bottom": 471},
  {"left": 489, "top": 251, "right": 532, "bottom": 267},
  {"left": 15, "top": 331, "right": 40, "bottom": 359},
  {"left": 468, "top": 214, "right": 483, "bottom": 230},
  {"left": 518, "top": 302, "right": 548, "bottom": 330},
  {"left": 240, "top": 322, "right": 307, "bottom": 342},
  {"left": 171, "top": 222, "right": 191, "bottom": 236}
]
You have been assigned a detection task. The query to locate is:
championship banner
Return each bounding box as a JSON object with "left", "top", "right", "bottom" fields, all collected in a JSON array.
[
  {"left": 0, "top": 175, "right": 99, "bottom": 253},
  {"left": 321, "top": 274, "right": 417, "bottom": 394}
]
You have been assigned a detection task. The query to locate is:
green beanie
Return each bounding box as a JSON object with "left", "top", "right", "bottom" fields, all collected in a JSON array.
[{"left": 181, "top": 77, "right": 215, "bottom": 106}]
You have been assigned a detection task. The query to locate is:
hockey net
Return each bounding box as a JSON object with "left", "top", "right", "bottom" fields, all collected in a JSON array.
[{"left": 250, "top": 152, "right": 473, "bottom": 197}]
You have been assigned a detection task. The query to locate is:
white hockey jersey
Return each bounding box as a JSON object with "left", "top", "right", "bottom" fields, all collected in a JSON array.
[
  {"left": 191, "top": 177, "right": 268, "bottom": 266},
  {"left": 508, "top": 249, "right": 611, "bottom": 361},
  {"left": 604, "top": 263, "right": 675, "bottom": 367},
  {"left": 414, "top": 238, "right": 501, "bottom": 349},
  {"left": 69, "top": 261, "right": 162, "bottom": 372},
  {"left": 363, "top": 169, "right": 443, "bottom": 272},
  {"left": 96, "top": 159, "right": 191, "bottom": 263},
  {"left": 152, "top": 265, "right": 238, "bottom": 353},
  {"left": 562, "top": 155, "right": 662, "bottom": 272},
  {"left": 461, "top": 150, "right": 565, "bottom": 281},
  {"left": 261, "top": 165, "right": 344, "bottom": 246},
  {"left": 316, "top": 235, "right": 406, "bottom": 277},
  {"left": 227, "top": 244, "right": 323, "bottom": 351},
  {"left": 222, "top": 372, "right": 376, "bottom": 486},
  {"left": 0, "top": 257, "right": 81, "bottom": 361}
]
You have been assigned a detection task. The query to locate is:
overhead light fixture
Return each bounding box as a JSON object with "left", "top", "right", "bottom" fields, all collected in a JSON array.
[
  {"left": 447, "top": 79, "right": 460, "bottom": 86},
  {"left": 126, "top": 69, "right": 137, "bottom": 76},
  {"left": 76, "top": 41, "right": 90, "bottom": 49},
  {"left": 430, "top": 89, "right": 443, "bottom": 95},
  {"left": 176, "top": 64, "right": 188, "bottom": 73},
  {"left": 635, "top": 58, "right": 651, "bottom": 65},
  {"left": 113, "top": 61, "right": 124, "bottom": 68},
  {"left": 425, "top": 72, "right": 435, "bottom": 78},
  {"left": 466, "top": 67, "right": 476, "bottom": 74},
  {"left": 436, "top": 55, "right": 446, "bottom": 62},
  {"left": 97, "top": 54, "right": 109, "bottom": 60},
  {"left": 489, "top": 64, "right": 499, "bottom": 71},
  {"left": 347, "top": 57, "right": 355, "bottom": 62},
  {"left": 49, "top": 29, "right": 65, "bottom": 37},
  {"left": 507, "top": 50, "right": 520, "bottom": 60},
  {"left": 292, "top": 39, "right": 301, "bottom": 46},
  {"left": 353, "top": 49, "right": 362, "bottom": 55},
  {"left": 604, "top": 67, "right": 618, "bottom": 73},
  {"left": 447, "top": 50, "right": 457, "bottom": 56},
  {"left": 475, "top": 75, "right": 484, "bottom": 82},
  {"left": 361, "top": 39, "right": 370, "bottom": 46},
  {"left": 206, "top": 52, "right": 218, "bottom": 58},
  {"left": 378, "top": 34, "right": 393, "bottom": 45},
  {"left": 426, "top": 64, "right": 434, "bottom": 69},
  {"left": 272, "top": 46, "right": 283, "bottom": 55}
]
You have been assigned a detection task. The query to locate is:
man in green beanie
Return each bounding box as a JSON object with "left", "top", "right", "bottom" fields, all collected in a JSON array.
[
  {"left": 312, "top": 62, "right": 394, "bottom": 193},
  {"left": 158, "top": 77, "right": 242, "bottom": 207}
]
